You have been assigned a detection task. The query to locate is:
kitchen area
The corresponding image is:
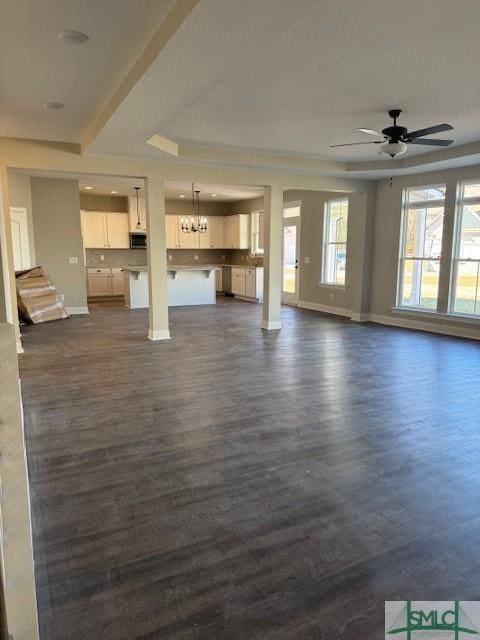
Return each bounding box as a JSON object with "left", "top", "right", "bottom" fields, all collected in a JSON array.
[{"left": 80, "top": 179, "right": 265, "bottom": 310}]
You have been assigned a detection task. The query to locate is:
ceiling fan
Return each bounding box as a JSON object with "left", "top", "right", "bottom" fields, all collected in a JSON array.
[{"left": 331, "top": 109, "right": 454, "bottom": 158}]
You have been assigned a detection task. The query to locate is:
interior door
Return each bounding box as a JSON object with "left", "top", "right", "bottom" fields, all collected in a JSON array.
[
  {"left": 10, "top": 207, "right": 31, "bottom": 271},
  {"left": 282, "top": 217, "right": 300, "bottom": 304}
]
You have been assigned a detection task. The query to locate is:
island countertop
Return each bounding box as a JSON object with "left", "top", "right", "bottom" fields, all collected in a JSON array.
[{"left": 123, "top": 265, "right": 221, "bottom": 273}]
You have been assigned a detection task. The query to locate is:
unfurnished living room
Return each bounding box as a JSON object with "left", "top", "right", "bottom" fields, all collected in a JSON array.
[{"left": 1, "top": 2, "right": 480, "bottom": 639}]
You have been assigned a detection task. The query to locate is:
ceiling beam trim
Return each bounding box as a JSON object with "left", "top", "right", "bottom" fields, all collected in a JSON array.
[{"left": 81, "top": 0, "right": 201, "bottom": 151}]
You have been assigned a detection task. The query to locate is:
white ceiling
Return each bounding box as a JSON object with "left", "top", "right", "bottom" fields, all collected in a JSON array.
[
  {"left": 88, "top": 0, "right": 480, "bottom": 165},
  {"left": 0, "top": 0, "right": 176, "bottom": 142},
  {"left": 14, "top": 170, "right": 262, "bottom": 200},
  {"left": 164, "top": 182, "right": 263, "bottom": 201},
  {"left": 4, "top": 0, "right": 480, "bottom": 174}
]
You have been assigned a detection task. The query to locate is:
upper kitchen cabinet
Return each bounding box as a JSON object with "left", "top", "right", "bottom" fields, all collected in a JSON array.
[
  {"left": 224, "top": 214, "right": 249, "bottom": 249},
  {"left": 81, "top": 211, "right": 130, "bottom": 249},
  {"left": 128, "top": 195, "right": 146, "bottom": 232},
  {"left": 81, "top": 211, "right": 106, "bottom": 248},
  {"left": 166, "top": 215, "right": 179, "bottom": 248},
  {"left": 199, "top": 216, "right": 224, "bottom": 248},
  {"left": 177, "top": 217, "right": 199, "bottom": 249}
]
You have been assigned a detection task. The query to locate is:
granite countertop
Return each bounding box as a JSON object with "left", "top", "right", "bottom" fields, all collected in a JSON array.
[{"left": 123, "top": 265, "right": 222, "bottom": 273}]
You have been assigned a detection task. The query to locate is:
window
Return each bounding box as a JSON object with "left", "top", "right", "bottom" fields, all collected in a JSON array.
[
  {"left": 250, "top": 210, "right": 264, "bottom": 255},
  {"left": 322, "top": 198, "right": 348, "bottom": 286},
  {"left": 283, "top": 204, "right": 301, "bottom": 218},
  {"left": 397, "top": 185, "right": 445, "bottom": 310},
  {"left": 451, "top": 181, "right": 480, "bottom": 316}
]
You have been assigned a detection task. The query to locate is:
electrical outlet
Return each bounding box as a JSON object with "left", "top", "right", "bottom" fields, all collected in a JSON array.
[
  {"left": 100, "top": 254, "right": 104, "bottom": 261},
  {"left": 304, "top": 257, "right": 310, "bottom": 264},
  {"left": 194, "top": 254, "right": 199, "bottom": 260},
  {"left": 240, "top": 255, "right": 245, "bottom": 261},
  {"left": 330, "top": 293, "right": 334, "bottom": 301},
  {"left": 68, "top": 257, "right": 78, "bottom": 264},
  {"left": 168, "top": 254, "right": 173, "bottom": 261}
]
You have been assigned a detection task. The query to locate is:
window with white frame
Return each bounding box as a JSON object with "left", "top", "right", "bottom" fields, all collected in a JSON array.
[
  {"left": 451, "top": 181, "right": 480, "bottom": 316},
  {"left": 397, "top": 185, "right": 446, "bottom": 310},
  {"left": 251, "top": 211, "right": 264, "bottom": 255},
  {"left": 322, "top": 198, "right": 349, "bottom": 286}
]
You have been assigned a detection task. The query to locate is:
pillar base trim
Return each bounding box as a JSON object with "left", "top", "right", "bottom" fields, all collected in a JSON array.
[
  {"left": 148, "top": 329, "right": 171, "bottom": 341},
  {"left": 260, "top": 320, "right": 281, "bottom": 331}
]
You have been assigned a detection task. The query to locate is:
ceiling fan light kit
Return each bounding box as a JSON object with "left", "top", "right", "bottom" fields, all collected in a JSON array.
[
  {"left": 331, "top": 109, "right": 454, "bottom": 159},
  {"left": 380, "top": 140, "right": 407, "bottom": 158}
]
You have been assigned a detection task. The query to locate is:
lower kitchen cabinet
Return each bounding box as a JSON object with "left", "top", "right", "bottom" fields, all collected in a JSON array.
[
  {"left": 231, "top": 267, "right": 246, "bottom": 296},
  {"left": 229, "top": 266, "right": 264, "bottom": 301},
  {"left": 87, "top": 267, "right": 125, "bottom": 297}
]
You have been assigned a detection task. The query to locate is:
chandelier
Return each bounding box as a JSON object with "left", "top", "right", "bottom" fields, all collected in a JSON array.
[{"left": 180, "top": 183, "right": 207, "bottom": 233}]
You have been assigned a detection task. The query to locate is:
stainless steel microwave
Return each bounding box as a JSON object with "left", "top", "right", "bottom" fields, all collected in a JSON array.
[{"left": 130, "top": 232, "right": 147, "bottom": 249}]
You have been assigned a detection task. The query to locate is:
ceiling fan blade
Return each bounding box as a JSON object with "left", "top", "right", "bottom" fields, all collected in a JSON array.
[
  {"left": 330, "top": 141, "right": 382, "bottom": 147},
  {"left": 407, "top": 123, "right": 453, "bottom": 139},
  {"left": 408, "top": 138, "right": 454, "bottom": 147},
  {"left": 357, "top": 128, "right": 385, "bottom": 137}
]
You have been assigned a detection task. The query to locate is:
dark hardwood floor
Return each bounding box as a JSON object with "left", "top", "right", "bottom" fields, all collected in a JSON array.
[{"left": 18, "top": 299, "right": 480, "bottom": 640}]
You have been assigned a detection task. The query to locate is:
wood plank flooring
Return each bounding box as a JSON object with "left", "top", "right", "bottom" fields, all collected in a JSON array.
[{"left": 18, "top": 299, "right": 480, "bottom": 639}]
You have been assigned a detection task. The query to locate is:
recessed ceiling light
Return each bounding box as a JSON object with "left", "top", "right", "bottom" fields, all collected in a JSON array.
[
  {"left": 84, "top": 185, "right": 93, "bottom": 190},
  {"left": 179, "top": 194, "right": 185, "bottom": 198},
  {"left": 110, "top": 190, "right": 117, "bottom": 194},
  {"left": 42, "top": 101, "right": 64, "bottom": 110},
  {"left": 211, "top": 193, "right": 218, "bottom": 197},
  {"left": 58, "top": 30, "right": 90, "bottom": 44}
]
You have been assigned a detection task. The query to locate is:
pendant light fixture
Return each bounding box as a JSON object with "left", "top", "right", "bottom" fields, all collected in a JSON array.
[
  {"left": 180, "top": 183, "right": 207, "bottom": 233},
  {"left": 134, "top": 187, "right": 142, "bottom": 228}
]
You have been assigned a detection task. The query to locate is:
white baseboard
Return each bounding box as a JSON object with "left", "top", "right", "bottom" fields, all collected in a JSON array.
[
  {"left": 260, "top": 319, "right": 282, "bottom": 330},
  {"left": 298, "top": 300, "right": 352, "bottom": 318},
  {"left": 350, "top": 312, "right": 370, "bottom": 322},
  {"left": 368, "top": 313, "right": 480, "bottom": 341},
  {"left": 148, "top": 329, "right": 171, "bottom": 341},
  {"left": 66, "top": 306, "right": 89, "bottom": 315}
]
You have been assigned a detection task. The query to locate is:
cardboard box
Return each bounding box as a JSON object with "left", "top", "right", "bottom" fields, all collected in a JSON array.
[{"left": 16, "top": 267, "right": 69, "bottom": 324}]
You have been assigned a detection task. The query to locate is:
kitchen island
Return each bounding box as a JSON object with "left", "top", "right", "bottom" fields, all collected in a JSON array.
[{"left": 123, "top": 265, "right": 220, "bottom": 308}]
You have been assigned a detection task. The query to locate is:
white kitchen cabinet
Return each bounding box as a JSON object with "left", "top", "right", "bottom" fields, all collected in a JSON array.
[
  {"left": 246, "top": 267, "right": 264, "bottom": 302},
  {"left": 223, "top": 214, "right": 250, "bottom": 249},
  {"left": 81, "top": 211, "right": 106, "bottom": 248},
  {"left": 87, "top": 268, "right": 112, "bottom": 296},
  {"left": 231, "top": 267, "right": 246, "bottom": 296},
  {"left": 166, "top": 215, "right": 179, "bottom": 248},
  {"left": 87, "top": 267, "right": 125, "bottom": 297},
  {"left": 106, "top": 213, "right": 130, "bottom": 248},
  {"left": 200, "top": 216, "right": 224, "bottom": 248},
  {"left": 177, "top": 219, "right": 199, "bottom": 248},
  {"left": 81, "top": 212, "right": 129, "bottom": 249},
  {"left": 111, "top": 268, "right": 125, "bottom": 295},
  {"left": 128, "top": 196, "right": 146, "bottom": 232}
]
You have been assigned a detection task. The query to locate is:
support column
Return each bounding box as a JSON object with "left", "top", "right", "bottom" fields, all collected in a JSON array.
[
  {"left": 145, "top": 176, "right": 170, "bottom": 340},
  {"left": 261, "top": 184, "right": 283, "bottom": 330},
  {"left": 0, "top": 166, "right": 22, "bottom": 352}
]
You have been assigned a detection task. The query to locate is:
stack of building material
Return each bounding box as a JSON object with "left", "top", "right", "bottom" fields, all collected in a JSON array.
[{"left": 16, "top": 267, "right": 69, "bottom": 324}]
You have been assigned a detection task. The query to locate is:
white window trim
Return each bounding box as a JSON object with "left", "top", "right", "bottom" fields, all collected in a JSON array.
[
  {"left": 448, "top": 181, "right": 480, "bottom": 317},
  {"left": 396, "top": 184, "right": 446, "bottom": 312},
  {"left": 321, "top": 197, "right": 349, "bottom": 286},
  {"left": 250, "top": 210, "right": 264, "bottom": 256}
]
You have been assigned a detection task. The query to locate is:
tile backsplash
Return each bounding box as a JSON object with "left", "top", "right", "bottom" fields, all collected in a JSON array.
[
  {"left": 86, "top": 248, "right": 264, "bottom": 268},
  {"left": 86, "top": 249, "right": 147, "bottom": 267}
]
